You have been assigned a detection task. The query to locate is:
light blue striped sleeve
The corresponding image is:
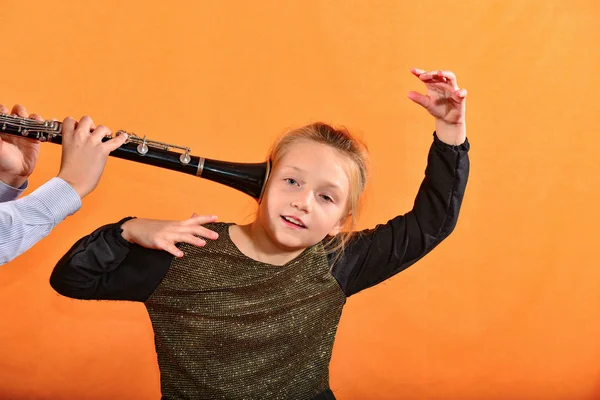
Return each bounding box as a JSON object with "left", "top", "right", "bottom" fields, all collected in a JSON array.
[
  {"left": 0, "top": 177, "right": 82, "bottom": 265},
  {"left": 0, "top": 179, "right": 28, "bottom": 203}
]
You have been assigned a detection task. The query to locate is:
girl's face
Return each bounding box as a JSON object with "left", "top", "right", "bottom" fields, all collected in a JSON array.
[{"left": 256, "top": 139, "right": 351, "bottom": 252}]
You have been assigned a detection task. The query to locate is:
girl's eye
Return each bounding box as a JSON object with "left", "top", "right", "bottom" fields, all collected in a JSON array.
[
  {"left": 320, "top": 195, "right": 334, "bottom": 203},
  {"left": 285, "top": 178, "right": 299, "bottom": 186}
]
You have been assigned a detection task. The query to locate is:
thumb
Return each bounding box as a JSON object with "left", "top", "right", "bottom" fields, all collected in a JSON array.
[
  {"left": 191, "top": 214, "right": 218, "bottom": 225},
  {"left": 452, "top": 88, "right": 468, "bottom": 103},
  {"left": 407, "top": 91, "right": 430, "bottom": 109},
  {"left": 182, "top": 213, "right": 200, "bottom": 226}
]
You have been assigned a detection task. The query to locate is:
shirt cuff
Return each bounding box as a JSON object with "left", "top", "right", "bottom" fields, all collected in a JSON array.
[
  {"left": 29, "top": 177, "right": 82, "bottom": 224},
  {"left": 433, "top": 131, "right": 470, "bottom": 153},
  {"left": 0, "top": 179, "right": 28, "bottom": 203}
]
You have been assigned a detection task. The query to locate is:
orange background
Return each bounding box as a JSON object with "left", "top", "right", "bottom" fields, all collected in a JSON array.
[{"left": 1, "top": 1, "right": 599, "bottom": 399}]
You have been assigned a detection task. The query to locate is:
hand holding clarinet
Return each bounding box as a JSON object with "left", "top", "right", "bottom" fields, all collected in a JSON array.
[{"left": 0, "top": 104, "right": 127, "bottom": 265}]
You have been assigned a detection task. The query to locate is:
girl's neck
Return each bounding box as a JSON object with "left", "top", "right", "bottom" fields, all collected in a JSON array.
[{"left": 228, "top": 222, "right": 305, "bottom": 266}]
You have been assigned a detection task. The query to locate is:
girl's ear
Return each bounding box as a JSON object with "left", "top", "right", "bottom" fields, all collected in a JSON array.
[
  {"left": 328, "top": 223, "right": 342, "bottom": 237},
  {"left": 257, "top": 160, "right": 273, "bottom": 204},
  {"left": 328, "top": 212, "right": 351, "bottom": 237}
]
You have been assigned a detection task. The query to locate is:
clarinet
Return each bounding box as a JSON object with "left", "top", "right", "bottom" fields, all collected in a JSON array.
[{"left": 0, "top": 114, "right": 270, "bottom": 200}]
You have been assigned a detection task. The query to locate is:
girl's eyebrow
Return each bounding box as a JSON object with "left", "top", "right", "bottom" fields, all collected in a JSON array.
[{"left": 282, "top": 165, "right": 344, "bottom": 191}]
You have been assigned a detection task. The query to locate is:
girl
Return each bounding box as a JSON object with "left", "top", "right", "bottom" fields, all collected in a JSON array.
[{"left": 50, "top": 68, "right": 470, "bottom": 400}]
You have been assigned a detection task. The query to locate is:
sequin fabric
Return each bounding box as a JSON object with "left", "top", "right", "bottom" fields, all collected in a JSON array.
[{"left": 145, "top": 222, "right": 347, "bottom": 399}]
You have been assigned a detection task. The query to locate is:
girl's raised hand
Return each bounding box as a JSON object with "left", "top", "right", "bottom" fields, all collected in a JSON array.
[{"left": 408, "top": 68, "right": 467, "bottom": 145}]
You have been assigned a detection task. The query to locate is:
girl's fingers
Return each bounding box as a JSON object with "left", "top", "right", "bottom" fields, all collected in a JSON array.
[
  {"left": 169, "top": 233, "right": 206, "bottom": 248},
  {"left": 424, "top": 81, "right": 459, "bottom": 94},
  {"left": 191, "top": 226, "right": 219, "bottom": 240},
  {"left": 410, "top": 67, "right": 426, "bottom": 77},
  {"left": 420, "top": 70, "right": 459, "bottom": 90},
  {"left": 162, "top": 242, "right": 184, "bottom": 258},
  {"left": 168, "top": 220, "right": 219, "bottom": 239}
]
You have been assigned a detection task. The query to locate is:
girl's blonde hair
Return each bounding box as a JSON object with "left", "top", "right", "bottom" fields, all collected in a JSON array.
[{"left": 266, "top": 122, "right": 370, "bottom": 260}]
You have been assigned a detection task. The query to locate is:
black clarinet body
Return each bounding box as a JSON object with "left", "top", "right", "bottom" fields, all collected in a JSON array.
[{"left": 0, "top": 114, "right": 270, "bottom": 200}]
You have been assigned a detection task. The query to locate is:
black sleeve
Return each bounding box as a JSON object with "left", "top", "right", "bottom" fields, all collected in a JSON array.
[
  {"left": 330, "top": 133, "right": 470, "bottom": 297},
  {"left": 49, "top": 217, "right": 173, "bottom": 302}
]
